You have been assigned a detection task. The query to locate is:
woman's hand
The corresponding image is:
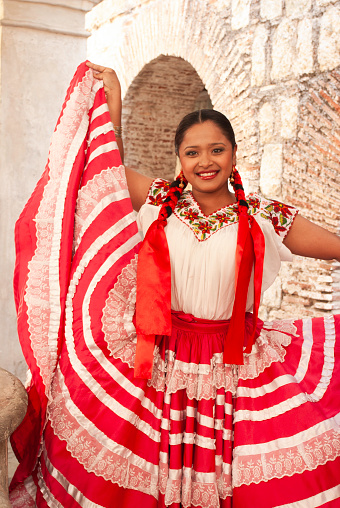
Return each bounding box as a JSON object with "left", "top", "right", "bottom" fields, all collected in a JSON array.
[
  {"left": 86, "top": 62, "right": 153, "bottom": 211},
  {"left": 86, "top": 62, "right": 121, "bottom": 103},
  {"left": 86, "top": 61, "right": 123, "bottom": 160}
]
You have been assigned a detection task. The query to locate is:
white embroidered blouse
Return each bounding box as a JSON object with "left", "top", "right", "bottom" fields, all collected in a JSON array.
[{"left": 137, "top": 179, "right": 298, "bottom": 321}]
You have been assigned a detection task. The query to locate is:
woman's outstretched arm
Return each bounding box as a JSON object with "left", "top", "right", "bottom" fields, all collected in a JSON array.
[
  {"left": 283, "top": 214, "right": 340, "bottom": 262},
  {"left": 86, "top": 62, "right": 153, "bottom": 211}
]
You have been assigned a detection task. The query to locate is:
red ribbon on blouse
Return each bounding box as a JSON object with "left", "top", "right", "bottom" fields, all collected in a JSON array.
[
  {"left": 134, "top": 217, "right": 172, "bottom": 378},
  {"left": 134, "top": 206, "right": 265, "bottom": 379}
]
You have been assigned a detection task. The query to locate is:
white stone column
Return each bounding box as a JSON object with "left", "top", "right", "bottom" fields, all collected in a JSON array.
[{"left": 0, "top": 0, "right": 101, "bottom": 380}]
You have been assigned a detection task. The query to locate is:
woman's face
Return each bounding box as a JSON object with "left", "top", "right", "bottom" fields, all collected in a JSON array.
[{"left": 178, "top": 120, "right": 236, "bottom": 197}]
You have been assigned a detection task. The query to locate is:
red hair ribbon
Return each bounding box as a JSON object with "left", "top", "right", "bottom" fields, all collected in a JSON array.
[{"left": 223, "top": 213, "right": 265, "bottom": 364}]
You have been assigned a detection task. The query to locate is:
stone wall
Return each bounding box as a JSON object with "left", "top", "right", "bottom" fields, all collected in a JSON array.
[{"left": 87, "top": 0, "right": 340, "bottom": 320}]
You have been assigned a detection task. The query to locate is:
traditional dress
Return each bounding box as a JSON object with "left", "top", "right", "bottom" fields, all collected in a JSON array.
[{"left": 10, "top": 63, "right": 340, "bottom": 508}]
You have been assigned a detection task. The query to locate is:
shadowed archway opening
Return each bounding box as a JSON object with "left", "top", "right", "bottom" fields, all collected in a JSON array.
[{"left": 122, "top": 55, "right": 212, "bottom": 180}]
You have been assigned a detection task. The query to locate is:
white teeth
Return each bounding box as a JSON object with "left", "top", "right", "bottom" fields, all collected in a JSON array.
[{"left": 198, "top": 171, "right": 217, "bottom": 177}]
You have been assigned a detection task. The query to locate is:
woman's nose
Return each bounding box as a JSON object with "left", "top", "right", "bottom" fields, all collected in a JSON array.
[{"left": 198, "top": 155, "right": 212, "bottom": 167}]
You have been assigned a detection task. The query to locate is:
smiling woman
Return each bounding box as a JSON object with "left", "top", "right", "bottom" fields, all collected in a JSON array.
[{"left": 10, "top": 62, "right": 340, "bottom": 508}]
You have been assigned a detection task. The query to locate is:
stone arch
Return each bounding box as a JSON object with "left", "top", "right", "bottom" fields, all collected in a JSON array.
[
  {"left": 122, "top": 55, "right": 212, "bottom": 180},
  {"left": 87, "top": 0, "right": 258, "bottom": 180}
]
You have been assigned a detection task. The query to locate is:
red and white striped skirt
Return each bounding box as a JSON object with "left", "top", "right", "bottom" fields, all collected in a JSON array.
[{"left": 10, "top": 310, "right": 340, "bottom": 507}]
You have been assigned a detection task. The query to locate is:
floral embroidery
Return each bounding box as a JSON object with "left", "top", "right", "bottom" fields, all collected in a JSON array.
[
  {"left": 260, "top": 199, "right": 297, "bottom": 238},
  {"left": 146, "top": 179, "right": 297, "bottom": 242},
  {"left": 183, "top": 209, "right": 200, "bottom": 222},
  {"left": 149, "top": 194, "right": 165, "bottom": 207},
  {"left": 147, "top": 178, "right": 170, "bottom": 205}
]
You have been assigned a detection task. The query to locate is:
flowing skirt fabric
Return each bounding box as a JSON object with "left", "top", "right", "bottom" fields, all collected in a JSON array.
[{"left": 10, "top": 311, "right": 340, "bottom": 508}]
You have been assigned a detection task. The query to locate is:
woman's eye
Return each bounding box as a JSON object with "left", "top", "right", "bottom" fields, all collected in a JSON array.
[
  {"left": 213, "top": 148, "right": 224, "bottom": 153},
  {"left": 185, "top": 151, "right": 197, "bottom": 156}
]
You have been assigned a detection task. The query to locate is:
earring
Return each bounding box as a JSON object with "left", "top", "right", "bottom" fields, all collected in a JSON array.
[
  {"left": 230, "top": 165, "right": 235, "bottom": 185},
  {"left": 179, "top": 171, "right": 185, "bottom": 188}
]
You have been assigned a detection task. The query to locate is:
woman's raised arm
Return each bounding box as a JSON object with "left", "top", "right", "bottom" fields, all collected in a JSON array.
[
  {"left": 86, "top": 62, "right": 153, "bottom": 211},
  {"left": 283, "top": 214, "right": 340, "bottom": 262}
]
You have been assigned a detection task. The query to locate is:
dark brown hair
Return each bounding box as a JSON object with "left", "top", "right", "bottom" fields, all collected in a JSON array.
[{"left": 174, "top": 109, "right": 236, "bottom": 154}]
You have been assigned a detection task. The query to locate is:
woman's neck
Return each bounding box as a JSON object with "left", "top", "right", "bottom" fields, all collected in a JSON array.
[{"left": 192, "top": 187, "right": 236, "bottom": 216}]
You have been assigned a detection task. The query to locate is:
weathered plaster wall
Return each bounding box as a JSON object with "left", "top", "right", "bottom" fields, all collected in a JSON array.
[
  {"left": 0, "top": 0, "right": 100, "bottom": 380},
  {"left": 86, "top": 0, "right": 340, "bottom": 321}
]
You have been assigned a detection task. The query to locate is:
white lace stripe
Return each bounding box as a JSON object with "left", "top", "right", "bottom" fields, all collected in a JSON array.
[
  {"left": 234, "top": 412, "right": 340, "bottom": 456},
  {"left": 225, "top": 402, "right": 233, "bottom": 415},
  {"left": 235, "top": 317, "right": 335, "bottom": 408},
  {"left": 40, "top": 445, "right": 106, "bottom": 508},
  {"left": 74, "top": 188, "right": 130, "bottom": 250},
  {"left": 294, "top": 318, "right": 313, "bottom": 383},
  {"left": 223, "top": 428, "right": 232, "bottom": 440},
  {"left": 55, "top": 368, "right": 159, "bottom": 474},
  {"left": 234, "top": 392, "right": 309, "bottom": 422},
  {"left": 168, "top": 467, "right": 217, "bottom": 483},
  {"left": 86, "top": 142, "right": 118, "bottom": 169},
  {"left": 307, "top": 315, "right": 335, "bottom": 402},
  {"left": 38, "top": 470, "right": 62, "bottom": 508},
  {"left": 90, "top": 102, "right": 108, "bottom": 122},
  {"left": 88, "top": 121, "right": 113, "bottom": 144},
  {"left": 216, "top": 394, "right": 225, "bottom": 405},
  {"left": 169, "top": 408, "right": 187, "bottom": 421},
  {"left": 275, "top": 484, "right": 340, "bottom": 508},
  {"left": 197, "top": 411, "right": 218, "bottom": 430},
  {"left": 186, "top": 406, "right": 197, "bottom": 418},
  {"left": 23, "top": 477, "right": 37, "bottom": 501},
  {"left": 236, "top": 374, "right": 296, "bottom": 398},
  {"left": 169, "top": 432, "right": 216, "bottom": 449},
  {"left": 92, "top": 79, "right": 102, "bottom": 94}
]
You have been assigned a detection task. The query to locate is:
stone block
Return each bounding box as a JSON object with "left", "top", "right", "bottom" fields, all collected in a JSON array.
[
  {"left": 271, "top": 19, "right": 295, "bottom": 81},
  {"left": 260, "top": 144, "right": 283, "bottom": 197},
  {"left": 260, "top": 0, "right": 282, "bottom": 20},
  {"left": 281, "top": 96, "right": 299, "bottom": 139},
  {"left": 262, "top": 276, "right": 282, "bottom": 308},
  {"left": 286, "top": 0, "right": 311, "bottom": 18},
  {"left": 231, "top": 0, "right": 251, "bottom": 30},
  {"left": 251, "top": 24, "right": 268, "bottom": 87},
  {"left": 316, "top": 0, "right": 337, "bottom": 6},
  {"left": 259, "top": 102, "right": 274, "bottom": 143},
  {"left": 294, "top": 18, "right": 313, "bottom": 76},
  {"left": 318, "top": 6, "right": 340, "bottom": 71},
  {"left": 0, "top": 369, "right": 27, "bottom": 503}
]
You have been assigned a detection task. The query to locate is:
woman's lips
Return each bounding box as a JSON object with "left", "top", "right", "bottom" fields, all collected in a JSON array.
[{"left": 196, "top": 170, "right": 219, "bottom": 180}]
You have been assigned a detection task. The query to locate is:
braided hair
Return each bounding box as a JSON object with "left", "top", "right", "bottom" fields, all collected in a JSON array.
[
  {"left": 160, "top": 109, "right": 248, "bottom": 220},
  {"left": 158, "top": 172, "right": 188, "bottom": 222}
]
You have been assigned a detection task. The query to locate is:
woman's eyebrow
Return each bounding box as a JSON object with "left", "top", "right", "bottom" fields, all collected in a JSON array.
[{"left": 184, "top": 142, "right": 227, "bottom": 149}]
